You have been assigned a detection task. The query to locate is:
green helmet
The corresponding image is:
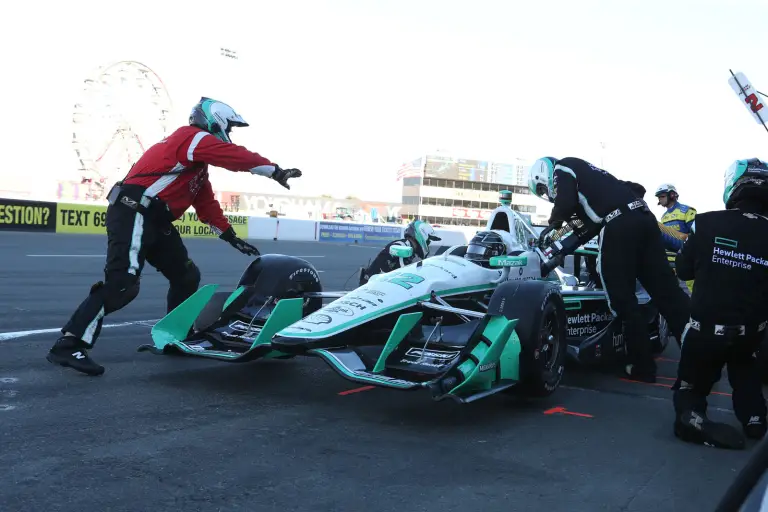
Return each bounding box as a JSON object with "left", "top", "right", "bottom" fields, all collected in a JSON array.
[
  {"left": 528, "top": 157, "right": 558, "bottom": 202},
  {"left": 189, "top": 97, "right": 249, "bottom": 143},
  {"left": 404, "top": 220, "right": 441, "bottom": 258},
  {"left": 723, "top": 158, "right": 768, "bottom": 209}
]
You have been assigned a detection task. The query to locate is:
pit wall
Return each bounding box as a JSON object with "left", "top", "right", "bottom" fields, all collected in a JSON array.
[{"left": 0, "top": 197, "right": 477, "bottom": 248}]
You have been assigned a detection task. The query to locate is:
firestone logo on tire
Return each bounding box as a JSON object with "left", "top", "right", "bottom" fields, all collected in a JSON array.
[{"left": 289, "top": 267, "right": 320, "bottom": 283}]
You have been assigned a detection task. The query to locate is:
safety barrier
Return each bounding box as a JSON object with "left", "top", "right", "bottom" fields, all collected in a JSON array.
[{"left": 0, "top": 197, "right": 476, "bottom": 247}]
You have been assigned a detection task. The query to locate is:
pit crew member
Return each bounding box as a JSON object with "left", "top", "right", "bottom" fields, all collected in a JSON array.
[
  {"left": 655, "top": 183, "right": 697, "bottom": 293},
  {"left": 671, "top": 158, "right": 768, "bottom": 449},
  {"left": 359, "top": 220, "right": 441, "bottom": 285},
  {"left": 47, "top": 97, "right": 302, "bottom": 377},
  {"left": 529, "top": 156, "right": 690, "bottom": 382}
]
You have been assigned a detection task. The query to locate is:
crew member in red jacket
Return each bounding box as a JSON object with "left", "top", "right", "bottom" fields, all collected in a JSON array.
[{"left": 47, "top": 97, "right": 302, "bottom": 376}]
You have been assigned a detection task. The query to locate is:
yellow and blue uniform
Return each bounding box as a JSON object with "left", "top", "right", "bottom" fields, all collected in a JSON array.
[{"left": 661, "top": 202, "right": 696, "bottom": 292}]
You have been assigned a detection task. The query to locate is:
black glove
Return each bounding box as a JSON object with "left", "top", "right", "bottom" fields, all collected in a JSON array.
[
  {"left": 272, "top": 165, "right": 302, "bottom": 190},
  {"left": 538, "top": 225, "right": 556, "bottom": 247},
  {"left": 219, "top": 227, "right": 260, "bottom": 256},
  {"left": 547, "top": 218, "right": 564, "bottom": 229}
]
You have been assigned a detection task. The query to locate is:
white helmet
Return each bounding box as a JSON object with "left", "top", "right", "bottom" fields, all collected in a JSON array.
[
  {"left": 654, "top": 183, "right": 678, "bottom": 204},
  {"left": 404, "top": 220, "right": 441, "bottom": 258},
  {"left": 528, "top": 157, "right": 558, "bottom": 202},
  {"left": 189, "top": 97, "right": 249, "bottom": 143}
]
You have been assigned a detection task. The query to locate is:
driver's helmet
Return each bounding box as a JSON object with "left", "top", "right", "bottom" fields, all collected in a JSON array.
[
  {"left": 654, "top": 183, "right": 678, "bottom": 205},
  {"left": 464, "top": 230, "right": 517, "bottom": 267},
  {"left": 724, "top": 158, "right": 768, "bottom": 209},
  {"left": 404, "top": 220, "right": 441, "bottom": 258},
  {"left": 528, "top": 157, "right": 559, "bottom": 202},
  {"left": 189, "top": 97, "right": 249, "bottom": 144}
]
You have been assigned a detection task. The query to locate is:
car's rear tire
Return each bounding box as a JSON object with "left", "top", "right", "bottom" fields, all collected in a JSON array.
[{"left": 487, "top": 281, "right": 568, "bottom": 398}]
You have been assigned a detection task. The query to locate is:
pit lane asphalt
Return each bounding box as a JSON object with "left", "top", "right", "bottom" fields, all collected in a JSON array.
[{"left": 0, "top": 232, "right": 753, "bottom": 512}]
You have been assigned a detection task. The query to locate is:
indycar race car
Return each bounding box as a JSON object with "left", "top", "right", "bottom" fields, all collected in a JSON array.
[{"left": 138, "top": 206, "right": 670, "bottom": 403}]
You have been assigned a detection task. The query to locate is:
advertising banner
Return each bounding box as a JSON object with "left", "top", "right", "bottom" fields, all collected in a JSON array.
[
  {"left": 55, "top": 203, "right": 109, "bottom": 234},
  {"left": 318, "top": 222, "right": 403, "bottom": 245},
  {"left": 173, "top": 211, "right": 249, "bottom": 238},
  {"left": 53, "top": 204, "right": 250, "bottom": 238},
  {"left": 0, "top": 198, "right": 57, "bottom": 232}
]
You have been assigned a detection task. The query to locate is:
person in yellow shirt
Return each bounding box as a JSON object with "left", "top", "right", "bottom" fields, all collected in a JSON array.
[{"left": 655, "top": 184, "right": 696, "bottom": 294}]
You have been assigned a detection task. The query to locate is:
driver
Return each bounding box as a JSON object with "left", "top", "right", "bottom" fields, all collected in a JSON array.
[
  {"left": 464, "top": 230, "right": 518, "bottom": 266},
  {"left": 655, "top": 183, "right": 697, "bottom": 294},
  {"left": 46, "top": 96, "right": 302, "bottom": 377},
  {"left": 529, "top": 156, "right": 690, "bottom": 383},
  {"left": 671, "top": 158, "right": 768, "bottom": 449},
  {"left": 359, "top": 220, "right": 441, "bottom": 285}
]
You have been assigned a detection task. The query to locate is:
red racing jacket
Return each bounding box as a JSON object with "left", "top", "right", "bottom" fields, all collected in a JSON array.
[{"left": 122, "top": 125, "right": 277, "bottom": 234}]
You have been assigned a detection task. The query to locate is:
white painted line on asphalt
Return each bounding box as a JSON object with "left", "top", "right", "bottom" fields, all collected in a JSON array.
[
  {"left": 0, "top": 319, "right": 158, "bottom": 342},
  {"left": 27, "top": 254, "right": 105, "bottom": 258}
]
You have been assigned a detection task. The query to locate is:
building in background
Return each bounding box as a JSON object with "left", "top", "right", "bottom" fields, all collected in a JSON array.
[{"left": 397, "top": 154, "right": 551, "bottom": 226}]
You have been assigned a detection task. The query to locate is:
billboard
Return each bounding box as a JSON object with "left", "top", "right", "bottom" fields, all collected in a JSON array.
[{"left": 423, "top": 155, "right": 526, "bottom": 186}]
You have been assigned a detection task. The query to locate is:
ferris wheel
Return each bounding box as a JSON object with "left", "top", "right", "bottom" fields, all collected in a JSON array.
[{"left": 72, "top": 60, "right": 174, "bottom": 201}]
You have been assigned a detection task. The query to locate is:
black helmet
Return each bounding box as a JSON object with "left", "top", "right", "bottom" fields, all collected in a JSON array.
[{"left": 464, "top": 230, "right": 515, "bottom": 267}]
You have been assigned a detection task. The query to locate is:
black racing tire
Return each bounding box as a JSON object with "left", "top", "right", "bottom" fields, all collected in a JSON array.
[
  {"left": 193, "top": 291, "right": 233, "bottom": 333},
  {"left": 488, "top": 280, "right": 568, "bottom": 398},
  {"left": 237, "top": 254, "right": 323, "bottom": 316}
]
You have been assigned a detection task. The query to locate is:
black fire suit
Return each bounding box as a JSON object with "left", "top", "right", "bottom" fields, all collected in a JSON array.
[
  {"left": 673, "top": 208, "right": 768, "bottom": 432},
  {"left": 359, "top": 238, "right": 423, "bottom": 286},
  {"left": 547, "top": 157, "right": 690, "bottom": 379}
]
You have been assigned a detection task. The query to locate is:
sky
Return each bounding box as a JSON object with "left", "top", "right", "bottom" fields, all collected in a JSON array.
[{"left": 3, "top": 0, "right": 767, "bottom": 213}]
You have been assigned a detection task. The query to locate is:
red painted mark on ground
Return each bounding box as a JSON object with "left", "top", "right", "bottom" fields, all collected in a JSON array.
[
  {"left": 543, "top": 406, "right": 594, "bottom": 418},
  {"left": 619, "top": 378, "right": 732, "bottom": 397},
  {"left": 655, "top": 356, "right": 679, "bottom": 363},
  {"left": 337, "top": 386, "right": 375, "bottom": 396}
]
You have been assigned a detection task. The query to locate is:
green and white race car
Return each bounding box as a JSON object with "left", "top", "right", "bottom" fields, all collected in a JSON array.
[{"left": 139, "top": 207, "right": 670, "bottom": 404}]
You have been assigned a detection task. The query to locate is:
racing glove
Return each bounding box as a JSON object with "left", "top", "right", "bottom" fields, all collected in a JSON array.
[
  {"left": 538, "top": 224, "right": 557, "bottom": 247},
  {"left": 219, "top": 227, "right": 260, "bottom": 256},
  {"left": 271, "top": 165, "right": 302, "bottom": 190}
]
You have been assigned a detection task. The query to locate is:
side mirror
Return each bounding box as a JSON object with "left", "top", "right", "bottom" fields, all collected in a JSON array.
[
  {"left": 389, "top": 245, "right": 413, "bottom": 259},
  {"left": 489, "top": 255, "right": 528, "bottom": 268}
]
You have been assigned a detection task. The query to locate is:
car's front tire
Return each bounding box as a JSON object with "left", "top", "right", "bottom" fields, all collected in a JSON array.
[{"left": 487, "top": 280, "right": 568, "bottom": 397}]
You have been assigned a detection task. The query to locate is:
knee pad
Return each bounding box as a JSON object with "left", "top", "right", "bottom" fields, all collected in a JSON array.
[
  {"left": 182, "top": 260, "right": 201, "bottom": 289},
  {"left": 98, "top": 274, "right": 140, "bottom": 313},
  {"left": 170, "top": 260, "right": 201, "bottom": 295}
]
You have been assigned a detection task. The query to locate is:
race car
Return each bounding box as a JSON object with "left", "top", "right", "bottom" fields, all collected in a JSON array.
[{"left": 138, "top": 206, "right": 670, "bottom": 403}]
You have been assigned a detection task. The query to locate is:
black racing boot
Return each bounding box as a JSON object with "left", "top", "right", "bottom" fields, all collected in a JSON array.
[
  {"left": 47, "top": 335, "right": 105, "bottom": 376},
  {"left": 744, "top": 416, "right": 768, "bottom": 440},
  {"left": 623, "top": 363, "right": 657, "bottom": 383},
  {"left": 674, "top": 410, "right": 745, "bottom": 449}
]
